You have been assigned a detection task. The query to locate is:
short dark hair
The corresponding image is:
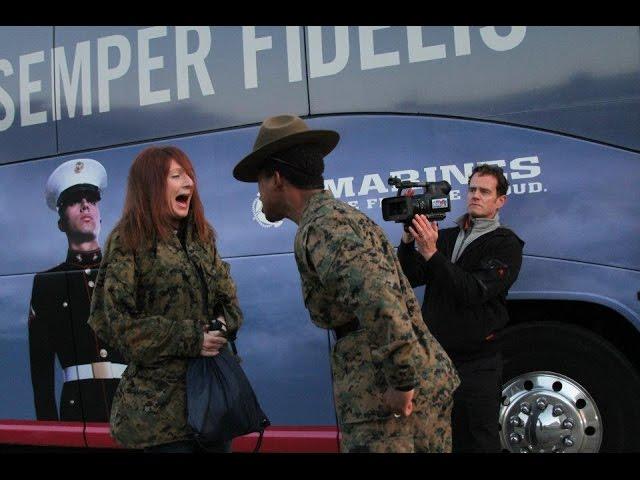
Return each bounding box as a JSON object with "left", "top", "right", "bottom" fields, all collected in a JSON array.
[
  {"left": 57, "top": 204, "right": 75, "bottom": 232},
  {"left": 260, "top": 144, "right": 325, "bottom": 189},
  {"left": 469, "top": 164, "right": 509, "bottom": 196},
  {"left": 58, "top": 208, "right": 69, "bottom": 226}
]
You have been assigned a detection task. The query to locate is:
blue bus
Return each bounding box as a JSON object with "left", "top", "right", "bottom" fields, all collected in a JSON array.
[{"left": 0, "top": 26, "right": 638, "bottom": 452}]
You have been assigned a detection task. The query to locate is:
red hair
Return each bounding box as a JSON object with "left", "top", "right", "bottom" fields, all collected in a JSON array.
[{"left": 116, "top": 145, "right": 214, "bottom": 252}]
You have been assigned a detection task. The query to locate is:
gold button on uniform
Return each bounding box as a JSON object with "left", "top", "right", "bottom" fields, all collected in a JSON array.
[
  {"left": 85, "top": 268, "right": 91, "bottom": 275},
  {"left": 100, "top": 349, "right": 108, "bottom": 358},
  {"left": 88, "top": 281, "right": 95, "bottom": 288}
]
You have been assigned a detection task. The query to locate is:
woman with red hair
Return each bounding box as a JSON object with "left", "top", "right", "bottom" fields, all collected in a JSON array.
[{"left": 89, "top": 145, "right": 243, "bottom": 452}]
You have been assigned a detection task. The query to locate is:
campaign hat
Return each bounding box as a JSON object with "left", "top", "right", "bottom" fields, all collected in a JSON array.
[{"left": 233, "top": 114, "right": 339, "bottom": 182}]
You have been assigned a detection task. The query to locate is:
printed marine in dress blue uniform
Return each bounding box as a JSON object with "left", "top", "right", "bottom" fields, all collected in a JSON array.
[{"left": 28, "top": 159, "right": 127, "bottom": 422}]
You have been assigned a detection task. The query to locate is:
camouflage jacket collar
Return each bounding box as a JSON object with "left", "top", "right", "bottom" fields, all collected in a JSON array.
[
  {"left": 299, "top": 190, "right": 334, "bottom": 229},
  {"left": 153, "top": 214, "right": 202, "bottom": 256}
]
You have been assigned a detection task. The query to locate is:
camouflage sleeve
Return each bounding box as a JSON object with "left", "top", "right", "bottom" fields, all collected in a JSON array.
[
  {"left": 88, "top": 233, "right": 203, "bottom": 366},
  {"left": 211, "top": 243, "right": 243, "bottom": 338},
  {"left": 306, "top": 221, "right": 420, "bottom": 390}
]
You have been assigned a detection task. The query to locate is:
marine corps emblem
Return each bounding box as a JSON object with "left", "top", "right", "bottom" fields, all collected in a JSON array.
[
  {"left": 74, "top": 161, "right": 84, "bottom": 174},
  {"left": 252, "top": 193, "right": 283, "bottom": 229}
]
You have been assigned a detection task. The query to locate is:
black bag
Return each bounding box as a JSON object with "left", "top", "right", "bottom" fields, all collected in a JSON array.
[{"left": 186, "top": 339, "right": 270, "bottom": 452}]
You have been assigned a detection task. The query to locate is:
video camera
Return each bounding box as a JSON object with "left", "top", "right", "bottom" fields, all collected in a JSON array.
[{"left": 381, "top": 177, "right": 452, "bottom": 229}]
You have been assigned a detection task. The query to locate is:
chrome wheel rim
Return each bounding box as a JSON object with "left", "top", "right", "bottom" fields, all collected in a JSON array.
[{"left": 499, "top": 371, "right": 602, "bottom": 453}]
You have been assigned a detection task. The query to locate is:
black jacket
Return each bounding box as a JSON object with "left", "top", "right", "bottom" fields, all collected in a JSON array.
[
  {"left": 28, "top": 249, "right": 126, "bottom": 421},
  {"left": 397, "top": 224, "right": 524, "bottom": 364}
]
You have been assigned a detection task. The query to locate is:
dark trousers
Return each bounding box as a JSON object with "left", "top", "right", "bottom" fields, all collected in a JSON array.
[
  {"left": 451, "top": 353, "right": 503, "bottom": 453},
  {"left": 144, "top": 438, "right": 232, "bottom": 453}
]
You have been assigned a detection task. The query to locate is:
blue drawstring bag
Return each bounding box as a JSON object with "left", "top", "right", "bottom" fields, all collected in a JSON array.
[{"left": 186, "top": 336, "right": 270, "bottom": 452}]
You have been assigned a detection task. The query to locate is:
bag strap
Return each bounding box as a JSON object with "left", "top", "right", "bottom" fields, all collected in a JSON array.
[{"left": 253, "top": 429, "right": 265, "bottom": 453}]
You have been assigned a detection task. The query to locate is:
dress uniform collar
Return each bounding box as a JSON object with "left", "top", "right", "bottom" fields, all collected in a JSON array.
[{"left": 66, "top": 248, "right": 102, "bottom": 267}]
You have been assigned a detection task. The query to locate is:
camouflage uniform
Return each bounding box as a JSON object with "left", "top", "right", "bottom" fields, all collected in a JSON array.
[
  {"left": 294, "top": 191, "right": 460, "bottom": 453},
  {"left": 87, "top": 218, "right": 243, "bottom": 449}
]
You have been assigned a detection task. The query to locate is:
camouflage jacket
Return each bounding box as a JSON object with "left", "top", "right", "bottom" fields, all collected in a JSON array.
[
  {"left": 88, "top": 220, "right": 242, "bottom": 449},
  {"left": 294, "top": 191, "right": 460, "bottom": 425}
]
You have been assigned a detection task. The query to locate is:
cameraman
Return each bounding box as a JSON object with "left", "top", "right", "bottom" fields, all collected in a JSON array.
[{"left": 397, "top": 164, "right": 524, "bottom": 453}]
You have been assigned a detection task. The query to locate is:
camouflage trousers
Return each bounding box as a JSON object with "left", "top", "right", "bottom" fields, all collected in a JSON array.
[{"left": 339, "top": 399, "right": 453, "bottom": 453}]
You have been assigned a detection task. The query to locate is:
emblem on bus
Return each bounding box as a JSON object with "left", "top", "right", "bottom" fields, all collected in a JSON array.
[{"left": 252, "top": 193, "right": 283, "bottom": 228}]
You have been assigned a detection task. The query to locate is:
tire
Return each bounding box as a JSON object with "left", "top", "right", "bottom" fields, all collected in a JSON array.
[{"left": 500, "top": 321, "right": 640, "bottom": 452}]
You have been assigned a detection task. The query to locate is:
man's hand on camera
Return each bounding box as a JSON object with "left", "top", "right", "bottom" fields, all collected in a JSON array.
[
  {"left": 400, "top": 188, "right": 416, "bottom": 243},
  {"left": 401, "top": 230, "right": 415, "bottom": 244},
  {"left": 200, "top": 330, "right": 227, "bottom": 357},
  {"left": 383, "top": 388, "right": 415, "bottom": 417},
  {"left": 408, "top": 214, "right": 438, "bottom": 260}
]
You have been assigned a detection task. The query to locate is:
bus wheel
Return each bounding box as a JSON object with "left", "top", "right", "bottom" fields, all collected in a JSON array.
[{"left": 498, "top": 322, "right": 640, "bottom": 453}]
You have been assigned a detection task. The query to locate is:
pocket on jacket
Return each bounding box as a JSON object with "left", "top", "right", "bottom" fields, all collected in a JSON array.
[{"left": 123, "top": 366, "right": 173, "bottom": 415}]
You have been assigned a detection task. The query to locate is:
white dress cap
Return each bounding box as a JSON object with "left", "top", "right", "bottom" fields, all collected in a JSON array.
[{"left": 45, "top": 159, "right": 107, "bottom": 211}]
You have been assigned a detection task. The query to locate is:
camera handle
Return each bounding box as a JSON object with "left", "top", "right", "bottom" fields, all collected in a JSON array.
[{"left": 388, "top": 176, "right": 428, "bottom": 198}]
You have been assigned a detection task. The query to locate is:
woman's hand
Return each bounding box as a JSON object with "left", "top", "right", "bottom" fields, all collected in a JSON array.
[{"left": 200, "top": 330, "right": 227, "bottom": 357}]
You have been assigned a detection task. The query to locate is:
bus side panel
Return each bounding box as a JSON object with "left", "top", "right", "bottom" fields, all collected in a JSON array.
[
  {"left": 0, "top": 273, "right": 86, "bottom": 447},
  {"left": 299, "top": 115, "right": 640, "bottom": 271},
  {"left": 0, "top": 27, "right": 57, "bottom": 164},
  {"left": 0, "top": 274, "right": 45, "bottom": 421},
  {"left": 227, "top": 254, "right": 336, "bottom": 426},
  {"left": 510, "top": 257, "right": 640, "bottom": 327},
  {"left": 307, "top": 26, "right": 640, "bottom": 150},
  {"left": 54, "top": 26, "right": 309, "bottom": 153},
  {"left": 1, "top": 113, "right": 639, "bottom": 450}
]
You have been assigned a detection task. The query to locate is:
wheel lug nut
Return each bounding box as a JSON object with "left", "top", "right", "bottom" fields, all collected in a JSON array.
[
  {"left": 563, "top": 419, "right": 574, "bottom": 430},
  {"left": 510, "top": 433, "right": 522, "bottom": 444},
  {"left": 563, "top": 436, "right": 575, "bottom": 447},
  {"left": 553, "top": 405, "right": 564, "bottom": 416},
  {"left": 536, "top": 397, "right": 548, "bottom": 410},
  {"left": 520, "top": 403, "right": 531, "bottom": 414},
  {"left": 509, "top": 415, "right": 522, "bottom": 427}
]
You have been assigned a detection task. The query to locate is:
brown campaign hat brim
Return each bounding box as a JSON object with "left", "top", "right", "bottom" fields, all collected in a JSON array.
[{"left": 233, "top": 130, "right": 339, "bottom": 182}]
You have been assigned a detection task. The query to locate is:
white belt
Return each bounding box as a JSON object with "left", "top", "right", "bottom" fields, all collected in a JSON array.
[{"left": 63, "top": 362, "right": 127, "bottom": 382}]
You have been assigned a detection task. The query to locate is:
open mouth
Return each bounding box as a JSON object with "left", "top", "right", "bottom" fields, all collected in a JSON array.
[{"left": 175, "top": 194, "right": 190, "bottom": 209}]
